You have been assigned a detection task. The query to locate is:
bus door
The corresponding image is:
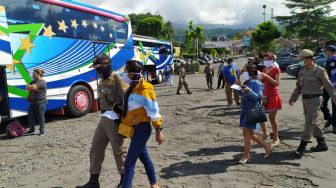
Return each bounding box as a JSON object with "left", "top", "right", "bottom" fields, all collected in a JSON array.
[
  {"left": 0, "top": 5, "right": 12, "bottom": 120},
  {"left": 0, "top": 66, "right": 10, "bottom": 120}
]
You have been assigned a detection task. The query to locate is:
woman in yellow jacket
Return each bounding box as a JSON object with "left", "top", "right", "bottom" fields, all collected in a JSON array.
[{"left": 119, "top": 60, "right": 164, "bottom": 188}]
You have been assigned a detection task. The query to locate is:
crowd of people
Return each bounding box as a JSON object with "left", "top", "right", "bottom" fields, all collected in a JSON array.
[{"left": 7, "top": 45, "right": 336, "bottom": 187}]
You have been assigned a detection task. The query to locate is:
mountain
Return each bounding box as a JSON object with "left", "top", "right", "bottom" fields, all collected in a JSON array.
[{"left": 172, "top": 22, "right": 254, "bottom": 43}]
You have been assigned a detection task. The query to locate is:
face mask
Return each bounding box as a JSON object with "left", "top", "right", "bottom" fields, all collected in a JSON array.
[
  {"left": 122, "top": 72, "right": 132, "bottom": 84},
  {"left": 96, "top": 65, "right": 112, "bottom": 79},
  {"left": 241, "top": 71, "right": 250, "bottom": 81},
  {"left": 263, "top": 60, "right": 273, "bottom": 68}
]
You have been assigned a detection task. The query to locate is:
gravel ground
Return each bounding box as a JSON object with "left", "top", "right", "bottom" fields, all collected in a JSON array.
[{"left": 1, "top": 59, "right": 336, "bottom": 188}]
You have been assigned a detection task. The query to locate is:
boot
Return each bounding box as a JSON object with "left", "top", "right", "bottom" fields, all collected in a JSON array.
[
  {"left": 310, "top": 137, "right": 328, "bottom": 152},
  {"left": 176, "top": 90, "right": 181, "bottom": 95},
  {"left": 333, "top": 126, "right": 336, "bottom": 134},
  {"left": 116, "top": 174, "right": 124, "bottom": 188},
  {"left": 76, "top": 174, "right": 100, "bottom": 188},
  {"left": 187, "top": 91, "right": 192, "bottom": 94},
  {"left": 295, "top": 141, "right": 308, "bottom": 158}
]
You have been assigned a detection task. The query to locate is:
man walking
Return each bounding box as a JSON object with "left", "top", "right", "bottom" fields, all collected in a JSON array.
[
  {"left": 217, "top": 60, "right": 225, "bottom": 89},
  {"left": 176, "top": 62, "right": 192, "bottom": 95},
  {"left": 76, "top": 54, "right": 128, "bottom": 188},
  {"left": 321, "top": 45, "right": 336, "bottom": 133}
]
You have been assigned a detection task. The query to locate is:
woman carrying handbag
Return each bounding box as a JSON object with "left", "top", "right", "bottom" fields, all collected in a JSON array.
[{"left": 239, "top": 64, "right": 271, "bottom": 164}]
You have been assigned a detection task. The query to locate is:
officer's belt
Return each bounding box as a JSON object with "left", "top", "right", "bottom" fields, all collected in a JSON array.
[{"left": 302, "top": 94, "right": 322, "bottom": 99}]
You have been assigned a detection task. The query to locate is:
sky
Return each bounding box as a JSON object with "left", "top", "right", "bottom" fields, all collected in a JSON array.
[{"left": 76, "top": 0, "right": 336, "bottom": 27}]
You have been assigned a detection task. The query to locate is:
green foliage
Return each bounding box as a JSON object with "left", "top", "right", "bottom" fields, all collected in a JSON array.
[
  {"left": 129, "top": 13, "right": 175, "bottom": 40},
  {"left": 183, "top": 20, "right": 205, "bottom": 58},
  {"left": 187, "top": 61, "right": 200, "bottom": 73},
  {"left": 275, "top": 0, "right": 336, "bottom": 49},
  {"left": 210, "top": 49, "right": 218, "bottom": 57},
  {"left": 252, "top": 21, "right": 281, "bottom": 53}
]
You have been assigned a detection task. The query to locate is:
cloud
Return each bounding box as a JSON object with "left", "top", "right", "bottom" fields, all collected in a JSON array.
[{"left": 76, "top": 0, "right": 336, "bottom": 26}]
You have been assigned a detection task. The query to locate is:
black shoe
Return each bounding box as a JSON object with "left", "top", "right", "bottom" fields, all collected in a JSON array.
[
  {"left": 76, "top": 181, "right": 99, "bottom": 188},
  {"left": 311, "top": 137, "right": 328, "bottom": 152},
  {"left": 295, "top": 141, "right": 308, "bottom": 158},
  {"left": 187, "top": 91, "right": 192, "bottom": 94},
  {"left": 333, "top": 126, "right": 336, "bottom": 134},
  {"left": 76, "top": 174, "right": 100, "bottom": 188},
  {"left": 116, "top": 174, "right": 124, "bottom": 188},
  {"left": 24, "top": 130, "right": 36, "bottom": 135},
  {"left": 176, "top": 91, "right": 181, "bottom": 95},
  {"left": 324, "top": 120, "right": 332, "bottom": 128}
]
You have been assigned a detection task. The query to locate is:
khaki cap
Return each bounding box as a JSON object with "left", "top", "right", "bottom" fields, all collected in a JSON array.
[{"left": 298, "top": 49, "right": 314, "bottom": 59}]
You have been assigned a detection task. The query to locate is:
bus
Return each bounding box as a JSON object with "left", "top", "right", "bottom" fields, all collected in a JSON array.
[
  {"left": 0, "top": 0, "right": 134, "bottom": 121},
  {"left": 133, "top": 34, "right": 173, "bottom": 83}
]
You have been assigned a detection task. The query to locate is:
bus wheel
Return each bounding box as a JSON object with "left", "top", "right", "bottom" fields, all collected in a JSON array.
[
  {"left": 67, "top": 85, "right": 92, "bottom": 117},
  {"left": 156, "top": 72, "right": 163, "bottom": 84}
]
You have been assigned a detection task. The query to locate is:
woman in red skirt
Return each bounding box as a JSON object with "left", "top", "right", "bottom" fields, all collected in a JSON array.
[{"left": 260, "top": 52, "right": 282, "bottom": 146}]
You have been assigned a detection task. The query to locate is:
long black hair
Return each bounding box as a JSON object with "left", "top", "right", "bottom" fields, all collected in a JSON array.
[
  {"left": 247, "top": 64, "right": 258, "bottom": 78},
  {"left": 122, "top": 60, "right": 143, "bottom": 117}
]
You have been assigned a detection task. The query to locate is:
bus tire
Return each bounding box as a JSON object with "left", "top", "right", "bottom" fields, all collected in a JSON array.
[
  {"left": 156, "top": 72, "right": 163, "bottom": 84},
  {"left": 66, "top": 85, "right": 92, "bottom": 117}
]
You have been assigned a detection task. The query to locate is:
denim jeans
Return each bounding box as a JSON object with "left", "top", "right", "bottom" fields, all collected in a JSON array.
[
  {"left": 122, "top": 123, "right": 156, "bottom": 188},
  {"left": 28, "top": 102, "right": 46, "bottom": 133}
]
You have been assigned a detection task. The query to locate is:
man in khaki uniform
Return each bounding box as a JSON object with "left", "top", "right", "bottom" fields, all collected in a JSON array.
[
  {"left": 289, "top": 49, "right": 336, "bottom": 158},
  {"left": 204, "top": 61, "right": 214, "bottom": 90},
  {"left": 77, "top": 54, "right": 128, "bottom": 188},
  {"left": 176, "top": 62, "right": 192, "bottom": 95}
]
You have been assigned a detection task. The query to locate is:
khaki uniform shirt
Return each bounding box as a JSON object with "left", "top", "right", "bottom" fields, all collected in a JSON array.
[
  {"left": 98, "top": 72, "right": 129, "bottom": 111},
  {"left": 204, "top": 66, "right": 214, "bottom": 76},
  {"left": 289, "top": 64, "right": 336, "bottom": 103},
  {"left": 179, "top": 67, "right": 186, "bottom": 79}
]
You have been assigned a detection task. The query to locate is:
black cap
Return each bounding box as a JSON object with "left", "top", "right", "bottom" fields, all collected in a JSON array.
[
  {"left": 326, "top": 45, "right": 336, "bottom": 53},
  {"left": 90, "top": 54, "right": 111, "bottom": 68},
  {"left": 227, "top": 58, "right": 233, "bottom": 63}
]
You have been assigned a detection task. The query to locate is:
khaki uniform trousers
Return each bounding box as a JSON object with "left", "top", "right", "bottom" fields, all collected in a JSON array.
[
  {"left": 177, "top": 78, "right": 190, "bottom": 92},
  {"left": 225, "top": 83, "right": 240, "bottom": 105},
  {"left": 90, "top": 116, "right": 125, "bottom": 175},
  {"left": 301, "top": 97, "right": 324, "bottom": 141}
]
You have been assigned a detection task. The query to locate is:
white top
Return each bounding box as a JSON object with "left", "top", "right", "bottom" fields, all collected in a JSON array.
[{"left": 100, "top": 111, "right": 119, "bottom": 120}]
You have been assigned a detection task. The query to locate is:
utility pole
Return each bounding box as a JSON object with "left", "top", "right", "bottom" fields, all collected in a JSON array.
[
  {"left": 271, "top": 8, "right": 274, "bottom": 22},
  {"left": 263, "top": 5, "right": 266, "bottom": 22}
]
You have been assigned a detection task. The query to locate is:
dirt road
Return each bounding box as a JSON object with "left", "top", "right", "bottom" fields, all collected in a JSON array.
[{"left": 1, "top": 60, "right": 336, "bottom": 188}]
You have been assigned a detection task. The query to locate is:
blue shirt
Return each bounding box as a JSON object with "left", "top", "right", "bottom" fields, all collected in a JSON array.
[
  {"left": 325, "top": 55, "right": 336, "bottom": 86},
  {"left": 222, "top": 64, "right": 238, "bottom": 84}
]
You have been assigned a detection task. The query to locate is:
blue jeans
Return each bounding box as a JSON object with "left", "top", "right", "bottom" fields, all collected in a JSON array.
[
  {"left": 28, "top": 102, "right": 46, "bottom": 133},
  {"left": 122, "top": 123, "right": 156, "bottom": 188}
]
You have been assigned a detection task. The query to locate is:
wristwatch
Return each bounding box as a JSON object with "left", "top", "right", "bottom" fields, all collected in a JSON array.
[{"left": 155, "top": 127, "right": 163, "bottom": 133}]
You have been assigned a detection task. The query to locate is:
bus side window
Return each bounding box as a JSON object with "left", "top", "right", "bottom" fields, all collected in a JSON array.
[
  {"left": 50, "top": 5, "right": 86, "bottom": 39},
  {"left": 4, "top": 0, "right": 52, "bottom": 26},
  {"left": 87, "top": 15, "right": 110, "bottom": 42}
]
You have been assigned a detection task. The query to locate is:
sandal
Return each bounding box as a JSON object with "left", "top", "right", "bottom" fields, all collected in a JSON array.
[{"left": 271, "top": 139, "right": 280, "bottom": 147}]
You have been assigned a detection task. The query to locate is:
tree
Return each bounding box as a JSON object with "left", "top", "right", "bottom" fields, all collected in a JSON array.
[
  {"left": 183, "top": 20, "right": 205, "bottom": 58},
  {"left": 276, "top": 0, "right": 336, "bottom": 49},
  {"left": 162, "top": 21, "right": 175, "bottom": 40},
  {"left": 136, "top": 17, "right": 164, "bottom": 38},
  {"left": 251, "top": 21, "right": 281, "bottom": 53}
]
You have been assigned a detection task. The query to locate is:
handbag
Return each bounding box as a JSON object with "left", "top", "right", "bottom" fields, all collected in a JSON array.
[
  {"left": 245, "top": 102, "right": 267, "bottom": 124},
  {"left": 118, "top": 123, "right": 134, "bottom": 138},
  {"left": 262, "top": 96, "right": 269, "bottom": 106}
]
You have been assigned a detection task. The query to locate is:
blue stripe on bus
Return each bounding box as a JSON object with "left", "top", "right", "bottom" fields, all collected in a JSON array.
[
  {"left": 0, "top": 40, "right": 11, "bottom": 53},
  {"left": 9, "top": 97, "right": 66, "bottom": 112}
]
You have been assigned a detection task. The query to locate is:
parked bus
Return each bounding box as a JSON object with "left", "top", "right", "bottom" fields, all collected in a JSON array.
[
  {"left": 0, "top": 0, "right": 134, "bottom": 121},
  {"left": 133, "top": 34, "right": 173, "bottom": 83}
]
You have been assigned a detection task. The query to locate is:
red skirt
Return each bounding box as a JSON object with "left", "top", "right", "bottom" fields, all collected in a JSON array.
[{"left": 265, "top": 94, "right": 282, "bottom": 112}]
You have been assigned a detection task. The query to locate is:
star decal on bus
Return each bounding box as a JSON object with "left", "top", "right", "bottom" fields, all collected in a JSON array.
[
  {"left": 57, "top": 20, "right": 68, "bottom": 33},
  {"left": 19, "top": 35, "right": 35, "bottom": 54},
  {"left": 82, "top": 20, "right": 88, "bottom": 28},
  {"left": 100, "top": 26, "right": 105, "bottom": 32},
  {"left": 42, "top": 25, "right": 55, "bottom": 39},
  {"left": 93, "top": 22, "right": 98, "bottom": 29},
  {"left": 6, "top": 58, "right": 21, "bottom": 73},
  {"left": 71, "top": 19, "right": 78, "bottom": 29}
]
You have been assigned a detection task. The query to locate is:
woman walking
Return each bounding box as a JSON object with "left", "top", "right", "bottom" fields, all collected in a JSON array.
[
  {"left": 25, "top": 68, "right": 47, "bottom": 136},
  {"left": 119, "top": 60, "right": 164, "bottom": 188},
  {"left": 260, "top": 52, "right": 282, "bottom": 146},
  {"left": 239, "top": 64, "right": 271, "bottom": 164}
]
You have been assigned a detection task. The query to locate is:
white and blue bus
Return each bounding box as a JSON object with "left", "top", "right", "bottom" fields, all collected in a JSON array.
[
  {"left": 133, "top": 34, "right": 174, "bottom": 83},
  {"left": 0, "top": 0, "right": 173, "bottom": 121},
  {"left": 0, "top": 0, "right": 133, "bottom": 119}
]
